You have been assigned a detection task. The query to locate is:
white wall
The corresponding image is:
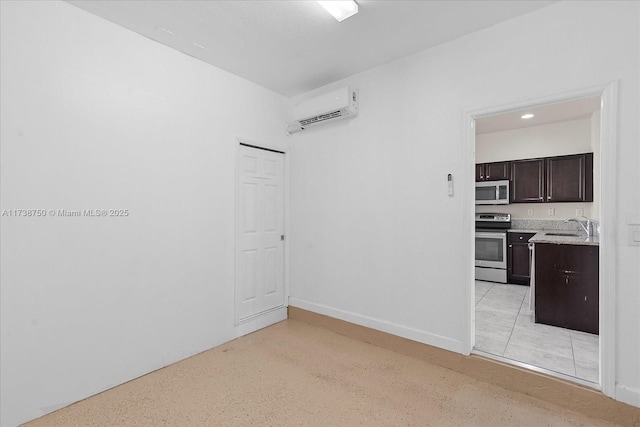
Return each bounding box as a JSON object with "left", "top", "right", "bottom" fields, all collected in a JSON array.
[
  {"left": 476, "top": 118, "right": 594, "bottom": 163},
  {"left": 475, "top": 117, "right": 600, "bottom": 220},
  {"left": 0, "top": 1, "right": 288, "bottom": 426},
  {"left": 289, "top": 0, "right": 639, "bottom": 407}
]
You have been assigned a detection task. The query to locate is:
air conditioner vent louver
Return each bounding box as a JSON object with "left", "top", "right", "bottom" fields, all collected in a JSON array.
[
  {"left": 299, "top": 110, "right": 343, "bottom": 126},
  {"left": 286, "top": 86, "right": 358, "bottom": 135}
]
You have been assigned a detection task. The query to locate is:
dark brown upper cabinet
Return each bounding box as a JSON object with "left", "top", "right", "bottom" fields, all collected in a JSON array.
[
  {"left": 509, "top": 152, "right": 593, "bottom": 203},
  {"left": 511, "top": 158, "right": 545, "bottom": 203},
  {"left": 476, "top": 161, "right": 510, "bottom": 182},
  {"left": 546, "top": 153, "right": 593, "bottom": 202}
]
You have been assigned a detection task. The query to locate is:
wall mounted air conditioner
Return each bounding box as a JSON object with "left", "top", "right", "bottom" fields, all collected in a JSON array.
[{"left": 286, "top": 86, "right": 358, "bottom": 135}]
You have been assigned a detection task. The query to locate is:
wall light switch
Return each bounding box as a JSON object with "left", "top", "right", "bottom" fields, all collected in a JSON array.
[
  {"left": 548, "top": 208, "right": 555, "bottom": 216},
  {"left": 630, "top": 225, "right": 640, "bottom": 246}
]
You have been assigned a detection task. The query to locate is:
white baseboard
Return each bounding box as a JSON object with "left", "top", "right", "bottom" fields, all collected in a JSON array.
[
  {"left": 615, "top": 384, "right": 640, "bottom": 408},
  {"left": 235, "top": 306, "right": 287, "bottom": 338},
  {"left": 289, "top": 298, "right": 464, "bottom": 354}
]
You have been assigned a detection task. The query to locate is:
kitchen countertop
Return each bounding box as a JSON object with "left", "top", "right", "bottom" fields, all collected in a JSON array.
[
  {"left": 507, "top": 221, "right": 600, "bottom": 246},
  {"left": 528, "top": 231, "right": 599, "bottom": 246}
]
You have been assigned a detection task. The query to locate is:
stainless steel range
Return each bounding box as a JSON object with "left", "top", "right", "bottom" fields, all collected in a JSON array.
[{"left": 475, "top": 213, "right": 511, "bottom": 283}]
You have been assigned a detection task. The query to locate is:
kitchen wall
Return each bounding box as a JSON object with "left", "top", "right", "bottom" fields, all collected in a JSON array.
[
  {"left": 0, "top": 1, "right": 288, "bottom": 426},
  {"left": 475, "top": 115, "right": 601, "bottom": 220},
  {"left": 289, "top": 0, "right": 639, "bottom": 409}
]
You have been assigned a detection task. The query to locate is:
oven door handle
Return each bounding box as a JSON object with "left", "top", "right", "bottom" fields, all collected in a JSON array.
[{"left": 475, "top": 231, "right": 507, "bottom": 239}]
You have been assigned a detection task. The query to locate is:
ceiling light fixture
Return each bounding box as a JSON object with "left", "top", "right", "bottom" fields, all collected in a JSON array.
[
  {"left": 521, "top": 113, "right": 535, "bottom": 119},
  {"left": 317, "top": 1, "right": 358, "bottom": 22}
]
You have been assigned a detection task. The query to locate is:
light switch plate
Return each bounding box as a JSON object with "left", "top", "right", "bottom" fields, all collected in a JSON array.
[{"left": 630, "top": 225, "right": 640, "bottom": 246}]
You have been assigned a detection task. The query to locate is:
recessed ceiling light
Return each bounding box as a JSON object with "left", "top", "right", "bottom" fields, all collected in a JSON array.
[
  {"left": 317, "top": 1, "right": 358, "bottom": 22},
  {"left": 521, "top": 113, "right": 535, "bottom": 119}
]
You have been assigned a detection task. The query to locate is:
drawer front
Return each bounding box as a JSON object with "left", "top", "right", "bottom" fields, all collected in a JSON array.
[{"left": 508, "top": 232, "right": 535, "bottom": 244}]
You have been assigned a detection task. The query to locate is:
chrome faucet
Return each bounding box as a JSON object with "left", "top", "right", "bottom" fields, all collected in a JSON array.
[{"left": 564, "top": 216, "right": 592, "bottom": 237}]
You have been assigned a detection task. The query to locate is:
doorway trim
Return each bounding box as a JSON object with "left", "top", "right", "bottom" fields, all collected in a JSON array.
[
  {"left": 233, "top": 137, "right": 290, "bottom": 337},
  {"left": 462, "top": 81, "right": 618, "bottom": 398}
]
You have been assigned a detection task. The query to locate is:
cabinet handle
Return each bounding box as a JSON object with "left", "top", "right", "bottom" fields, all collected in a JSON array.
[
  {"left": 565, "top": 276, "right": 569, "bottom": 285},
  {"left": 562, "top": 270, "right": 575, "bottom": 274}
]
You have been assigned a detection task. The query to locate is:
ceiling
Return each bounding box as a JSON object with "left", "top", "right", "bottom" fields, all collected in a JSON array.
[
  {"left": 66, "top": 0, "right": 557, "bottom": 97},
  {"left": 475, "top": 96, "right": 602, "bottom": 134}
]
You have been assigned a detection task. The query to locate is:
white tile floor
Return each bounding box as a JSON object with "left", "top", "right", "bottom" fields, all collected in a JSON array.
[{"left": 474, "top": 280, "right": 599, "bottom": 384}]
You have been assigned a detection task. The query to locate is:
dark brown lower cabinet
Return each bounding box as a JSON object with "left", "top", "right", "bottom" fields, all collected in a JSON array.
[
  {"left": 507, "top": 232, "right": 536, "bottom": 285},
  {"left": 534, "top": 243, "right": 599, "bottom": 334}
]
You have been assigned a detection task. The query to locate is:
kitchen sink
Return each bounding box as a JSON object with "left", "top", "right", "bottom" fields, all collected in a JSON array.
[{"left": 545, "top": 232, "right": 581, "bottom": 237}]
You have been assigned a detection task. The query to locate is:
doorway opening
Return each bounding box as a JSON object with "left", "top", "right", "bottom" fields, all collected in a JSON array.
[{"left": 466, "top": 82, "right": 617, "bottom": 397}]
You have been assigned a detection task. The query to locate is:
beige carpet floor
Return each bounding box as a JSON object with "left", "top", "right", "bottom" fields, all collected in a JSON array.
[{"left": 24, "top": 319, "right": 622, "bottom": 426}]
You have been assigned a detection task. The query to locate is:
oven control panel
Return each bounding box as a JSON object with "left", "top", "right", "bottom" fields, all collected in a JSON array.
[{"left": 475, "top": 213, "right": 511, "bottom": 222}]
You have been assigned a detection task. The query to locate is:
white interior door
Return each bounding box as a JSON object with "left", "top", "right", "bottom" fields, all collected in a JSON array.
[{"left": 236, "top": 144, "right": 285, "bottom": 322}]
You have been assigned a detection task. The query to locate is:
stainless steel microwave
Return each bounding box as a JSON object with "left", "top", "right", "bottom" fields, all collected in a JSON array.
[{"left": 475, "top": 180, "right": 509, "bottom": 205}]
